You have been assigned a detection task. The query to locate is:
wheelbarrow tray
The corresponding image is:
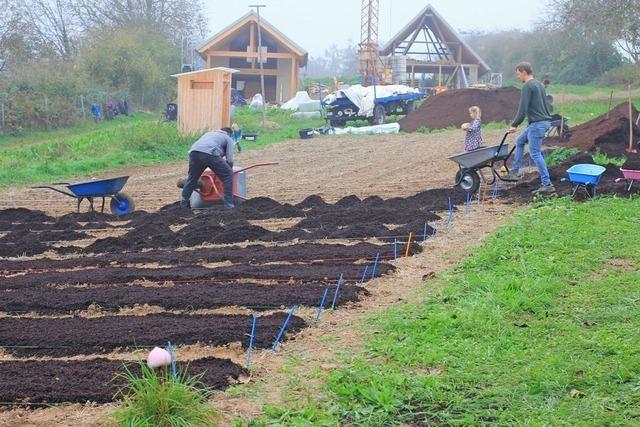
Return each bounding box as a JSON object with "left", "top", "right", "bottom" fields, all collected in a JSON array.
[
  {"left": 620, "top": 168, "right": 640, "bottom": 181},
  {"left": 566, "top": 164, "right": 606, "bottom": 185},
  {"left": 67, "top": 176, "right": 129, "bottom": 197},
  {"left": 449, "top": 143, "right": 511, "bottom": 169}
]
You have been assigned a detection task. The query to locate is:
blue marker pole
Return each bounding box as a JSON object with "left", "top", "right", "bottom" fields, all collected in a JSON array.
[
  {"left": 273, "top": 306, "right": 297, "bottom": 351},
  {"left": 393, "top": 238, "right": 398, "bottom": 261},
  {"left": 370, "top": 252, "right": 380, "bottom": 280},
  {"left": 246, "top": 314, "right": 257, "bottom": 368},
  {"left": 422, "top": 222, "right": 428, "bottom": 242},
  {"left": 359, "top": 265, "right": 369, "bottom": 285},
  {"left": 166, "top": 340, "right": 178, "bottom": 381},
  {"left": 316, "top": 287, "right": 329, "bottom": 322},
  {"left": 330, "top": 273, "right": 344, "bottom": 309}
]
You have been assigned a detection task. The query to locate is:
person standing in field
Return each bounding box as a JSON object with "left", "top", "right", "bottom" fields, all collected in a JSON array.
[
  {"left": 461, "top": 106, "right": 483, "bottom": 152},
  {"left": 504, "top": 62, "right": 555, "bottom": 194}
]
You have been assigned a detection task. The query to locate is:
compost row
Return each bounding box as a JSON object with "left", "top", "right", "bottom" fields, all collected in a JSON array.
[
  {"left": 0, "top": 312, "right": 306, "bottom": 357},
  {"left": 1, "top": 282, "right": 367, "bottom": 314},
  {"left": 0, "top": 357, "right": 246, "bottom": 404},
  {"left": 2, "top": 263, "right": 394, "bottom": 290}
]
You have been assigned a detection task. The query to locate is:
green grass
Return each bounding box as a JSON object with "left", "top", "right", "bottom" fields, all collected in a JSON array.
[
  {"left": 0, "top": 113, "right": 155, "bottom": 147},
  {"left": 110, "top": 362, "right": 218, "bottom": 426},
  {"left": 0, "top": 107, "right": 323, "bottom": 188},
  {"left": 244, "top": 197, "right": 640, "bottom": 426},
  {"left": 592, "top": 149, "right": 627, "bottom": 167}
]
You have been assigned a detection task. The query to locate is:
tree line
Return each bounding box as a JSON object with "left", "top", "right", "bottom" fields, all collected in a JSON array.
[{"left": 0, "top": 0, "right": 206, "bottom": 134}]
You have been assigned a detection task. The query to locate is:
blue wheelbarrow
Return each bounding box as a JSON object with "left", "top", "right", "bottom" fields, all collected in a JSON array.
[
  {"left": 566, "top": 164, "right": 606, "bottom": 198},
  {"left": 33, "top": 176, "right": 135, "bottom": 216}
]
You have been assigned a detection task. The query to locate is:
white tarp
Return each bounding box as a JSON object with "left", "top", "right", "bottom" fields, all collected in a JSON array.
[
  {"left": 249, "top": 93, "right": 264, "bottom": 110},
  {"left": 333, "top": 123, "right": 400, "bottom": 135},
  {"left": 281, "top": 91, "right": 313, "bottom": 110},
  {"left": 323, "top": 84, "right": 419, "bottom": 117}
]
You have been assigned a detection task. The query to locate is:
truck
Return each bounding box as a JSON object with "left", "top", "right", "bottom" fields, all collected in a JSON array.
[{"left": 322, "top": 85, "right": 424, "bottom": 127}]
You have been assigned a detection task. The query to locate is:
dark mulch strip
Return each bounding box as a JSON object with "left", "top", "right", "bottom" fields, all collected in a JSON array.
[
  {"left": 0, "top": 357, "right": 246, "bottom": 404},
  {"left": 1, "top": 282, "right": 368, "bottom": 314},
  {"left": 0, "top": 312, "right": 306, "bottom": 357}
]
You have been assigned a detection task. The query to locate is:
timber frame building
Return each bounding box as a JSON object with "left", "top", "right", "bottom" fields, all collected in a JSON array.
[
  {"left": 380, "top": 4, "right": 490, "bottom": 88},
  {"left": 197, "top": 12, "right": 308, "bottom": 103}
]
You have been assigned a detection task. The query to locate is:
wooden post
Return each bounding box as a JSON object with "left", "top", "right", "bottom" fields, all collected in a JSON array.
[
  {"left": 249, "top": 22, "right": 256, "bottom": 69},
  {"left": 251, "top": 4, "right": 267, "bottom": 127},
  {"left": 80, "top": 95, "right": 86, "bottom": 121},
  {"left": 290, "top": 57, "right": 297, "bottom": 100},
  {"left": 0, "top": 102, "right": 4, "bottom": 130},
  {"left": 607, "top": 90, "right": 614, "bottom": 119},
  {"left": 628, "top": 85, "right": 635, "bottom": 153},
  {"left": 559, "top": 93, "right": 565, "bottom": 137}
]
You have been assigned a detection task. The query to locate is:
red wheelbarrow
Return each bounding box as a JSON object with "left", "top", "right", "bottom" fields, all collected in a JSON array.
[
  {"left": 177, "top": 163, "right": 277, "bottom": 208},
  {"left": 616, "top": 168, "right": 640, "bottom": 191}
]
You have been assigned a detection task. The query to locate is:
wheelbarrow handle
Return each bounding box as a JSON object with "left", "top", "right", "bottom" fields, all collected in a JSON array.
[
  {"left": 493, "top": 132, "right": 511, "bottom": 160},
  {"left": 30, "top": 185, "right": 77, "bottom": 198},
  {"left": 233, "top": 162, "right": 279, "bottom": 174}
]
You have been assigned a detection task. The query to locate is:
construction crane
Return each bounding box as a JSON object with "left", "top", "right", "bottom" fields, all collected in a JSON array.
[{"left": 358, "top": 0, "right": 385, "bottom": 86}]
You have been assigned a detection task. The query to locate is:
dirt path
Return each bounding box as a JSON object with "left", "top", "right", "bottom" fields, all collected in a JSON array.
[{"left": 0, "top": 129, "right": 509, "bottom": 215}]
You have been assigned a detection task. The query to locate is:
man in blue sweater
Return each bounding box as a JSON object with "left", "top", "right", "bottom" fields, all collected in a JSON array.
[
  {"left": 180, "top": 128, "right": 235, "bottom": 209},
  {"left": 504, "top": 62, "right": 555, "bottom": 194}
]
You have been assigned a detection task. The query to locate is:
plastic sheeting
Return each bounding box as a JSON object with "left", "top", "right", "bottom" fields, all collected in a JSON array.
[
  {"left": 281, "top": 91, "right": 313, "bottom": 110},
  {"left": 249, "top": 94, "right": 264, "bottom": 110},
  {"left": 323, "top": 84, "right": 419, "bottom": 117},
  {"left": 333, "top": 123, "right": 400, "bottom": 135}
]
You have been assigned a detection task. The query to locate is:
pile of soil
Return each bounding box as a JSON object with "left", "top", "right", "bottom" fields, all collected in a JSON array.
[
  {"left": 0, "top": 312, "right": 307, "bottom": 357},
  {"left": 558, "top": 102, "right": 640, "bottom": 160},
  {"left": 399, "top": 87, "right": 521, "bottom": 132},
  {"left": 0, "top": 357, "right": 247, "bottom": 404}
]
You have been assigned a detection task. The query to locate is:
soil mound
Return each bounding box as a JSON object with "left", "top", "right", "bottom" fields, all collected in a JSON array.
[
  {"left": 399, "top": 87, "right": 521, "bottom": 132},
  {"left": 0, "top": 208, "right": 53, "bottom": 223},
  {"left": 558, "top": 102, "right": 640, "bottom": 158}
]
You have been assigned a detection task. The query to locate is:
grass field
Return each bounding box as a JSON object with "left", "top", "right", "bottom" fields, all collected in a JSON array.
[
  {"left": 0, "top": 108, "right": 323, "bottom": 188},
  {"left": 244, "top": 196, "right": 640, "bottom": 426}
]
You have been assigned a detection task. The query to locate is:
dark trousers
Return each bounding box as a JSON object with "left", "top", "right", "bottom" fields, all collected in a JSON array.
[{"left": 181, "top": 151, "right": 234, "bottom": 207}]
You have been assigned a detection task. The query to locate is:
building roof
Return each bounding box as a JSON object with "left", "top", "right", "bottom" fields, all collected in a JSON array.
[
  {"left": 380, "top": 4, "right": 490, "bottom": 75},
  {"left": 171, "top": 67, "right": 239, "bottom": 78},
  {"left": 197, "top": 11, "right": 308, "bottom": 66}
]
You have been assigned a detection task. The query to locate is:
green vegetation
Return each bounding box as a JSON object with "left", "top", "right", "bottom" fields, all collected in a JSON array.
[
  {"left": 245, "top": 197, "right": 640, "bottom": 426},
  {"left": 546, "top": 147, "right": 580, "bottom": 166},
  {"left": 0, "top": 107, "right": 323, "bottom": 188},
  {"left": 111, "top": 363, "right": 218, "bottom": 426},
  {"left": 592, "top": 149, "right": 627, "bottom": 167}
]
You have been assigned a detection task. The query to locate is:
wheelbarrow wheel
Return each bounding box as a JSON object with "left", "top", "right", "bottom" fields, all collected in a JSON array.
[
  {"left": 110, "top": 192, "right": 135, "bottom": 217},
  {"left": 455, "top": 170, "right": 481, "bottom": 193}
]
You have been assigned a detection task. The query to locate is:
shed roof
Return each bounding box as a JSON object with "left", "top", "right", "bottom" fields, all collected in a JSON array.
[{"left": 171, "top": 67, "right": 239, "bottom": 78}]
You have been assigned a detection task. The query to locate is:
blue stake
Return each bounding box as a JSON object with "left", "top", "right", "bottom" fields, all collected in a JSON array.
[
  {"left": 359, "top": 265, "right": 369, "bottom": 285},
  {"left": 464, "top": 192, "right": 472, "bottom": 216},
  {"left": 316, "top": 287, "right": 329, "bottom": 322},
  {"left": 273, "top": 306, "right": 297, "bottom": 351},
  {"left": 432, "top": 225, "right": 437, "bottom": 238},
  {"left": 393, "top": 238, "right": 397, "bottom": 261},
  {"left": 370, "top": 252, "right": 380, "bottom": 280},
  {"left": 422, "top": 222, "right": 428, "bottom": 242},
  {"left": 246, "top": 314, "right": 257, "bottom": 368},
  {"left": 166, "top": 341, "right": 177, "bottom": 381},
  {"left": 330, "top": 273, "right": 344, "bottom": 309},
  {"left": 491, "top": 181, "right": 499, "bottom": 199}
]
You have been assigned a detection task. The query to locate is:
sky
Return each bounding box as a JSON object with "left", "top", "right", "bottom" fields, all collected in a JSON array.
[{"left": 202, "top": 0, "right": 546, "bottom": 56}]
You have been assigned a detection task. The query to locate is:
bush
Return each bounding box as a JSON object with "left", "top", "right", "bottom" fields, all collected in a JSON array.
[
  {"left": 110, "top": 362, "right": 218, "bottom": 427},
  {"left": 592, "top": 148, "right": 626, "bottom": 167},
  {"left": 595, "top": 64, "right": 640, "bottom": 87},
  {"left": 546, "top": 147, "right": 580, "bottom": 166}
]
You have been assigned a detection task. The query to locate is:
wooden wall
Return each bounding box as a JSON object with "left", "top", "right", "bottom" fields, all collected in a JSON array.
[{"left": 176, "top": 69, "right": 232, "bottom": 135}]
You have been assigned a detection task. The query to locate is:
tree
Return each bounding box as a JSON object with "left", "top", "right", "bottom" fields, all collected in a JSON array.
[
  {"left": 82, "top": 26, "right": 180, "bottom": 107},
  {"left": 545, "top": 0, "right": 640, "bottom": 63},
  {"left": 71, "top": 0, "right": 207, "bottom": 41},
  {"left": 307, "top": 41, "right": 359, "bottom": 78},
  {"left": 19, "top": 0, "right": 78, "bottom": 58}
]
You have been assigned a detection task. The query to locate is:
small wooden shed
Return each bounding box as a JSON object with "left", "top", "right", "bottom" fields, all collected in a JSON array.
[{"left": 172, "top": 67, "right": 237, "bottom": 134}]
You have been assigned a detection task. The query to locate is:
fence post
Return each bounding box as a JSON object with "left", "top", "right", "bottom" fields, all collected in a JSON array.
[
  {"left": 80, "top": 95, "right": 86, "bottom": 121},
  {"left": 0, "top": 103, "right": 4, "bottom": 130}
]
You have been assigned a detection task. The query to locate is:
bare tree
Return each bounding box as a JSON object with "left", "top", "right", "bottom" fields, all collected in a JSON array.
[
  {"left": 546, "top": 0, "right": 640, "bottom": 63},
  {"left": 18, "top": 0, "right": 77, "bottom": 58},
  {"left": 72, "top": 0, "right": 207, "bottom": 40}
]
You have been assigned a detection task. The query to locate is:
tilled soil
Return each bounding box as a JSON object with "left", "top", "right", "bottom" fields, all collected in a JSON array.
[
  {"left": 0, "top": 357, "right": 247, "bottom": 404},
  {"left": 2, "top": 263, "right": 394, "bottom": 290},
  {"left": 1, "top": 282, "right": 367, "bottom": 314},
  {"left": 0, "top": 312, "right": 306, "bottom": 357},
  {"left": 0, "top": 242, "right": 398, "bottom": 274}
]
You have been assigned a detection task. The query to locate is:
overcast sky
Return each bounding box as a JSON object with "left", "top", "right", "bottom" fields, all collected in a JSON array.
[{"left": 202, "top": 0, "right": 546, "bottom": 55}]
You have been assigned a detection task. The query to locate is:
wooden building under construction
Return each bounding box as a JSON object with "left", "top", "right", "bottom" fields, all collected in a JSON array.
[
  {"left": 380, "top": 4, "right": 490, "bottom": 89},
  {"left": 197, "top": 12, "right": 308, "bottom": 103}
]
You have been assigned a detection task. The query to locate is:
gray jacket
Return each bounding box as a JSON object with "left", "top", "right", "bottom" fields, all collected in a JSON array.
[{"left": 189, "top": 130, "right": 234, "bottom": 164}]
